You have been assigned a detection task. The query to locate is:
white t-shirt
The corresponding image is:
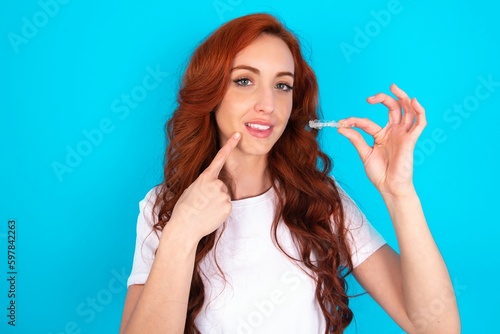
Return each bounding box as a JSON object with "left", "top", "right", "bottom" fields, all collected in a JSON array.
[{"left": 127, "top": 186, "right": 386, "bottom": 333}]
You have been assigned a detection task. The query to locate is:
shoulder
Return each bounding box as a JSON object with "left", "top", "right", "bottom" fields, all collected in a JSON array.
[
  {"left": 136, "top": 185, "right": 163, "bottom": 232},
  {"left": 331, "top": 179, "right": 363, "bottom": 223},
  {"left": 331, "top": 178, "right": 387, "bottom": 267},
  {"left": 138, "top": 185, "right": 164, "bottom": 215},
  {"left": 140, "top": 186, "right": 161, "bottom": 207}
]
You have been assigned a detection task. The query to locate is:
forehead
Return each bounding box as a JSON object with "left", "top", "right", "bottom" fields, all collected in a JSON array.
[{"left": 232, "top": 34, "right": 295, "bottom": 72}]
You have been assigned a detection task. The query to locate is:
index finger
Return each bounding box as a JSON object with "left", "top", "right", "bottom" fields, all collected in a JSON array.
[
  {"left": 367, "top": 85, "right": 403, "bottom": 124},
  {"left": 205, "top": 132, "right": 241, "bottom": 178}
]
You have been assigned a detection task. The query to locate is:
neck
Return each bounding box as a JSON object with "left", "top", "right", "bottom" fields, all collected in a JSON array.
[{"left": 223, "top": 152, "right": 271, "bottom": 200}]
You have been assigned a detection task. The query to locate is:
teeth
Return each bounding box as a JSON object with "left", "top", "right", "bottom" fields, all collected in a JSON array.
[{"left": 246, "top": 123, "right": 271, "bottom": 130}]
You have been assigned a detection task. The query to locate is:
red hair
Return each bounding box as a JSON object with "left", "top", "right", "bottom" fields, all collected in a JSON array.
[{"left": 153, "top": 13, "right": 354, "bottom": 334}]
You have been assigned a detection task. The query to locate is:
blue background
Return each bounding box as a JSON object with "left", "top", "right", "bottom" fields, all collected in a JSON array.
[{"left": 1, "top": 0, "right": 499, "bottom": 333}]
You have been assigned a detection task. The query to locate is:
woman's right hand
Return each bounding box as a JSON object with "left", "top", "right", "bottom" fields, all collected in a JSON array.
[{"left": 167, "top": 132, "right": 241, "bottom": 242}]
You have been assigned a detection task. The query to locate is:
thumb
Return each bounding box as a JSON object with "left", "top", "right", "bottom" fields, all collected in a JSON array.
[{"left": 337, "top": 127, "right": 372, "bottom": 162}]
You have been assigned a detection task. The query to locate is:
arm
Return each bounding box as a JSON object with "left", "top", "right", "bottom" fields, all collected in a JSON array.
[
  {"left": 120, "top": 224, "right": 198, "bottom": 334},
  {"left": 338, "top": 84, "right": 460, "bottom": 333},
  {"left": 120, "top": 133, "right": 241, "bottom": 333},
  {"left": 353, "top": 196, "right": 459, "bottom": 333}
]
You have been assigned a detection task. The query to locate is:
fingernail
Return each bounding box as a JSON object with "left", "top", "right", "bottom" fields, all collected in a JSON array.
[
  {"left": 338, "top": 120, "right": 352, "bottom": 128},
  {"left": 414, "top": 97, "right": 420, "bottom": 105},
  {"left": 233, "top": 132, "right": 241, "bottom": 139}
]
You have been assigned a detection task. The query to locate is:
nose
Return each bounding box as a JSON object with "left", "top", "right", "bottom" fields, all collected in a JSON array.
[{"left": 254, "top": 86, "right": 275, "bottom": 113}]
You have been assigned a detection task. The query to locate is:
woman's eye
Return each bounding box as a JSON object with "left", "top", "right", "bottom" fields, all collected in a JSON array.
[
  {"left": 234, "top": 78, "right": 252, "bottom": 86},
  {"left": 276, "top": 83, "right": 294, "bottom": 92}
]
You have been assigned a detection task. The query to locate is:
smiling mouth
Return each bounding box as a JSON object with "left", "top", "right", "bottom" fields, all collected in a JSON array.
[{"left": 245, "top": 123, "right": 272, "bottom": 130}]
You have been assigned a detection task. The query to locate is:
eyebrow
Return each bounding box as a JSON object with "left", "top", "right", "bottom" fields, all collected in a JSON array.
[{"left": 231, "top": 65, "right": 294, "bottom": 79}]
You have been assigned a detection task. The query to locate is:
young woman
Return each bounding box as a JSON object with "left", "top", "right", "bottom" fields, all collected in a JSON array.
[{"left": 120, "top": 13, "right": 460, "bottom": 334}]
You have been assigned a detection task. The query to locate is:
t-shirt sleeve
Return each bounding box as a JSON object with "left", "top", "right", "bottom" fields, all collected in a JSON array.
[
  {"left": 127, "top": 187, "right": 161, "bottom": 287},
  {"left": 339, "top": 187, "right": 387, "bottom": 268}
]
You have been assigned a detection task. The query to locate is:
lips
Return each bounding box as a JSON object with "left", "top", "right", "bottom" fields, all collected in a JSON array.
[
  {"left": 244, "top": 121, "right": 274, "bottom": 138},
  {"left": 246, "top": 123, "right": 271, "bottom": 130}
]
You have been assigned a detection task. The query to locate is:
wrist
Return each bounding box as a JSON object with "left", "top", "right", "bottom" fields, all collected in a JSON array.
[
  {"left": 381, "top": 187, "right": 421, "bottom": 214},
  {"left": 380, "top": 185, "right": 418, "bottom": 204},
  {"left": 381, "top": 187, "right": 424, "bottom": 223},
  {"left": 159, "top": 219, "right": 200, "bottom": 255}
]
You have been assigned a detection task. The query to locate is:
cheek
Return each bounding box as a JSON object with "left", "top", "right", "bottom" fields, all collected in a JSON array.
[
  {"left": 222, "top": 88, "right": 248, "bottom": 106},
  {"left": 214, "top": 99, "right": 242, "bottom": 138},
  {"left": 218, "top": 92, "right": 248, "bottom": 119},
  {"left": 214, "top": 109, "right": 230, "bottom": 135},
  {"left": 278, "top": 96, "right": 293, "bottom": 121}
]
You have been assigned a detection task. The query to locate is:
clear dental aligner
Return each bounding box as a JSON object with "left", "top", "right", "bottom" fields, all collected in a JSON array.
[{"left": 308, "top": 119, "right": 352, "bottom": 129}]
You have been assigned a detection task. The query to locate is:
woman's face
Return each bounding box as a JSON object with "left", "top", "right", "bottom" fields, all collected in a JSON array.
[{"left": 215, "top": 34, "right": 294, "bottom": 157}]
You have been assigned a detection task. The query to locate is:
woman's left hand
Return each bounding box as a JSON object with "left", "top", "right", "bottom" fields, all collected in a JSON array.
[{"left": 337, "top": 84, "right": 427, "bottom": 198}]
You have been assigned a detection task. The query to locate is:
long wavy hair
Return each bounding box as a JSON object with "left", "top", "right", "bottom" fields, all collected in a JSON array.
[{"left": 153, "top": 13, "right": 354, "bottom": 334}]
